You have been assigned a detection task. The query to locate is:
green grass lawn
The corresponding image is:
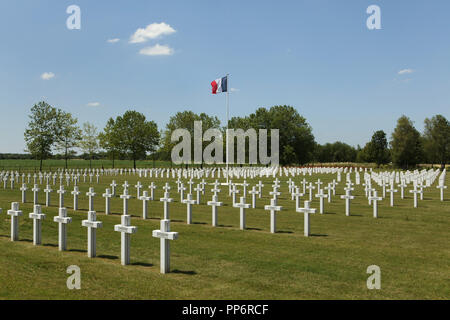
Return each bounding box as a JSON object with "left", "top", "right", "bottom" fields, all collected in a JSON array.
[{"left": 0, "top": 170, "right": 449, "bottom": 299}]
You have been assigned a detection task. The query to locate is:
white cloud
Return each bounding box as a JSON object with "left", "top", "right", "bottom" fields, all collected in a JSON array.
[
  {"left": 87, "top": 102, "right": 100, "bottom": 107},
  {"left": 41, "top": 72, "right": 55, "bottom": 80},
  {"left": 398, "top": 69, "right": 414, "bottom": 75},
  {"left": 107, "top": 38, "right": 120, "bottom": 43},
  {"left": 129, "top": 22, "right": 176, "bottom": 43},
  {"left": 139, "top": 44, "right": 174, "bottom": 56},
  {"left": 230, "top": 88, "right": 240, "bottom": 93}
]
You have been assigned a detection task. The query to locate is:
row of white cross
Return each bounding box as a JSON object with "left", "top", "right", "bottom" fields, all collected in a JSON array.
[
  {"left": 1, "top": 202, "right": 178, "bottom": 274},
  {"left": 8, "top": 171, "right": 449, "bottom": 234}
]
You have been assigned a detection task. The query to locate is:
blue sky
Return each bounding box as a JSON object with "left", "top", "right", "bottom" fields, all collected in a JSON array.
[{"left": 0, "top": 0, "right": 449, "bottom": 153}]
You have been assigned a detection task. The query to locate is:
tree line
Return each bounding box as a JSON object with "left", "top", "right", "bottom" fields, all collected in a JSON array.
[{"left": 23, "top": 101, "right": 449, "bottom": 170}]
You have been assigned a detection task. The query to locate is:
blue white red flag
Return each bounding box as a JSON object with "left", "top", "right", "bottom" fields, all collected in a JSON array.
[{"left": 211, "top": 76, "right": 228, "bottom": 94}]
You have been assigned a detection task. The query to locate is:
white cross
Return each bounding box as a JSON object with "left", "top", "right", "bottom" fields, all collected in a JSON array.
[
  {"left": 135, "top": 181, "right": 143, "bottom": 199},
  {"left": 29, "top": 204, "right": 45, "bottom": 245},
  {"left": 71, "top": 186, "right": 81, "bottom": 211},
  {"left": 57, "top": 185, "right": 66, "bottom": 208},
  {"left": 409, "top": 186, "right": 422, "bottom": 208},
  {"left": 102, "top": 188, "right": 113, "bottom": 215},
  {"left": 152, "top": 219, "right": 179, "bottom": 274},
  {"left": 8, "top": 202, "right": 23, "bottom": 241},
  {"left": 367, "top": 186, "right": 376, "bottom": 205},
  {"left": 120, "top": 189, "right": 132, "bottom": 215},
  {"left": 32, "top": 184, "right": 40, "bottom": 206},
  {"left": 417, "top": 183, "right": 425, "bottom": 200},
  {"left": 436, "top": 184, "right": 447, "bottom": 201},
  {"left": 368, "top": 191, "right": 383, "bottom": 218},
  {"left": 199, "top": 179, "right": 206, "bottom": 195},
  {"left": 242, "top": 180, "right": 250, "bottom": 196},
  {"left": 20, "top": 183, "right": 27, "bottom": 203},
  {"left": 306, "top": 183, "right": 315, "bottom": 201},
  {"left": 234, "top": 196, "right": 250, "bottom": 230},
  {"left": 256, "top": 181, "right": 264, "bottom": 198},
  {"left": 53, "top": 207, "right": 72, "bottom": 251},
  {"left": 315, "top": 189, "right": 328, "bottom": 214},
  {"left": 380, "top": 180, "right": 388, "bottom": 198},
  {"left": 148, "top": 182, "right": 157, "bottom": 199},
  {"left": 82, "top": 211, "right": 103, "bottom": 258},
  {"left": 386, "top": 184, "right": 398, "bottom": 207},
  {"left": 160, "top": 192, "right": 173, "bottom": 219},
  {"left": 330, "top": 179, "right": 337, "bottom": 196},
  {"left": 163, "top": 182, "right": 171, "bottom": 193},
  {"left": 140, "top": 191, "right": 152, "bottom": 220},
  {"left": 187, "top": 179, "right": 194, "bottom": 194},
  {"left": 110, "top": 180, "right": 117, "bottom": 196},
  {"left": 296, "top": 200, "right": 316, "bottom": 237},
  {"left": 86, "top": 187, "right": 96, "bottom": 212},
  {"left": 398, "top": 181, "right": 407, "bottom": 199},
  {"left": 114, "top": 215, "right": 137, "bottom": 265},
  {"left": 264, "top": 198, "right": 282, "bottom": 233},
  {"left": 182, "top": 194, "right": 197, "bottom": 224},
  {"left": 301, "top": 179, "right": 308, "bottom": 194},
  {"left": 292, "top": 187, "right": 304, "bottom": 211},
  {"left": 207, "top": 194, "right": 223, "bottom": 227},
  {"left": 315, "top": 179, "right": 323, "bottom": 190},
  {"left": 230, "top": 184, "right": 240, "bottom": 206},
  {"left": 340, "top": 189, "right": 354, "bottom": 216},
  {"left": 249, "top": 186, "right": 259, "bottom": 209},
  {"left": 211, "top": 186, "right": 221, "bottom": 197},
  {"left": 324, "top": 184, "right": 332, "bottom": 203},
  {"left": 194, "top": 184, "right": 202, "bottom": 205}
]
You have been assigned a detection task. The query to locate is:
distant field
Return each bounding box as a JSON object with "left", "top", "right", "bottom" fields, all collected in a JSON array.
[{"left": 0, "top": 159, "right": 177, "bottom": 171}]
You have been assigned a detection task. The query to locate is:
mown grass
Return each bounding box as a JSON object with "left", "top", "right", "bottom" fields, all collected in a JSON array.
[{"left": 0, "top": 170, "right": 448, "bottom": 299}]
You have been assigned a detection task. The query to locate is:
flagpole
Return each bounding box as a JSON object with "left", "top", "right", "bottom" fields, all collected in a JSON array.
[{"left": 226, "top": 73, "right": 229, "bottom": 185}]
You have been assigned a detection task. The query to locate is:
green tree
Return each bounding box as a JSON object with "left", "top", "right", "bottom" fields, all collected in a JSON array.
[
  {"left": 114, "top": 110, "right": 160, "bottom": 169},
  {"left": 161, "top": 111, "right": 221, "bottom": 165},
  {"left": 55, "top": 111, "right": 81, "bottom": 169},
  {"left": 79, "top": 122, "right": 99, "bottom": 169},
  {"left": 366, "top": 130, "right": 390, "bottom": 167},
  {"left": 98, "top": 118, "right": 121, "bottom": 168},
  {"left": 423, "top": 115, "right": 450, "bottom": 169},
  {"left": 315, "top": 142, "right": 357, "bottom": 163},
  {"left": 390, "top": 115, "right": 423, "bottom": 169},
  {"left": 24, "top": 101, "right": 61, "bottom": 171},
  {"left": 229, "top": 105, "right": 315, "bottom": 165}
]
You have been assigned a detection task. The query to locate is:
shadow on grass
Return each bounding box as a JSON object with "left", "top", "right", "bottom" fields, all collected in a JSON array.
[
  {"left": 171, "top": 269, "right": 197, "bottom": 275},
  {"left": 277, "top": 230, "right": 293, "bottom": 234},
  {"left": 98, "top": 254, "right": 118, "bottom": 260},
  {"left": 43, "top": 243, "right": 58, "bottom": 248},
  {"left": 310, "top": 234, "right": 328, "bottom": 237},
  {"left": 218, "top": 224, "right": 233, "bottom": 228},
  {"left": 131, "top": 262, "right": 153, "bottom": 267},
  {"left": 246, "top": 227, "right": 262, "bottom": 231},
  {"left": 69, "top": 248, "right": 87, "bottom": 253},
  {"left": 192, "top": 222, "right": 207, "bottom": 225}
]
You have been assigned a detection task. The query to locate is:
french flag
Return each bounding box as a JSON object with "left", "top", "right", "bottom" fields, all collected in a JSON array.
[{"left": 211, "top": 76, "right": 228, "bottom": 94}]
